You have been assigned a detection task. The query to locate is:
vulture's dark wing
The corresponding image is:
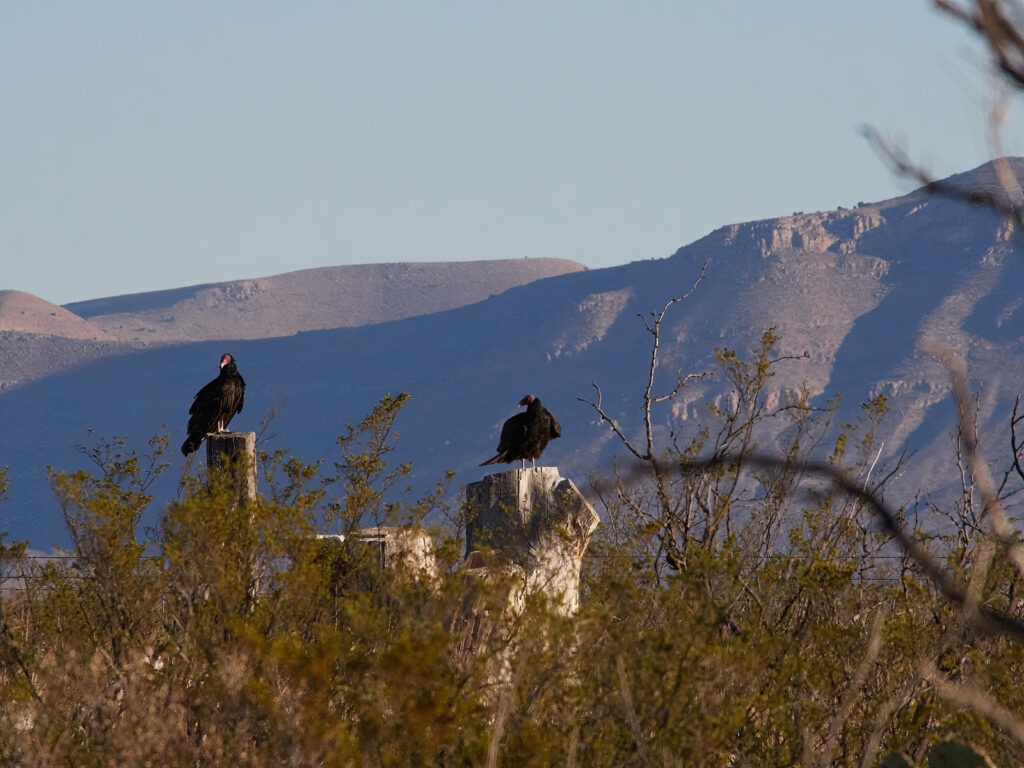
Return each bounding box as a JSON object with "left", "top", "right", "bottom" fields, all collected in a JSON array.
[
  {"left": 216, "top": 377, "right": 244, "bottom": 429},
  {"left": 181, "top": 377, "right": 223, "bottom": 455},
  {"left": 189, "top": 378, "right": 222, "bottom": 416},
  {"left": 497, "top": 413, "right": 529, "bottom": 454},
  {"left": 480, "top": 412, "right": 530, "bottom": 465},
  {"left": 235, "top": 373, "right": 245, "bottom": 414},
  {"left": 546, "top": 408, "right": 561, "bottom": 440}
]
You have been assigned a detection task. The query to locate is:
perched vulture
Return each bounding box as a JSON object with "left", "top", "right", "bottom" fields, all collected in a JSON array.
[
  {"left": 480, "top": 394, "right": 561, "bottom": 469},
  {"left": 180, "top": 353, "right": 246, "bottom": 456}
]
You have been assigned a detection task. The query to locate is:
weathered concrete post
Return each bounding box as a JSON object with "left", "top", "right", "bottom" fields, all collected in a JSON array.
[
  {"left": 206, "top": 432, "right": 257, "bottom": 502},
  {"left": 206, "top": 432, "right": 259, "bottom": 601},
  {"left": 318, "top": 527, "right": 438, "bottom": 579},
  {"left": 464, "top": 467, "right": 599, "bottom": 615}
]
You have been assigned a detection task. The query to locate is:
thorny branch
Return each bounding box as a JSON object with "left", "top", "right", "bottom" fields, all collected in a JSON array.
[
  {"left": 858, "top": 678, "right": 926, "bottom": 768},
  {"left": 580, "top": 382, "right": 645, "bottom": 463},
  {"left": 580, "top": 265, "right": 713, "bottom": 570},
  {"left": 934, "top": 0, "right": 1024, "bottom": 90},
  {"left": 589, "top": 340, "right": 1024, "bottom": 646},
  {"left": 638, "top": 262, "right": 709, "bottom": 461},
  {"left": 861, "top": 125, "right": 1024, "bottom": 228},
  {"left": 922, "top": 660, "right": 1024, "bottom": 744},
  {"left": 597, "top": 450, "right": 1024, "bottom": 642},
  {"left": 580, "top": 263, "right": 711, "bottom": 463},
  {"left": 810, "top": 609, "right": 887, "bottom": 768},
  {"left": 0, "top": 612, "right": 42, "bottom": 705},
  {"left": 920, "top": 339, "right": 1024, "bottom": 584},
  {"left": 1010, "top": 395, "right": 1024, "bottom": 483}
]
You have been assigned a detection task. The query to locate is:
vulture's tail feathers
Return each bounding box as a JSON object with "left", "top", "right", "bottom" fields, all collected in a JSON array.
[{"left": 181, "top": 435, "right": 203, "bottom": 456}]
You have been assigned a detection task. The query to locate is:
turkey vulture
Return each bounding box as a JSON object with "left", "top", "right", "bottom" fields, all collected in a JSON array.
[
  {"left": 180, "top": 353, "right": 246, "bottom": 456},
  {"left": 480, "top": 394, "right": 561, "bottom": 469}
]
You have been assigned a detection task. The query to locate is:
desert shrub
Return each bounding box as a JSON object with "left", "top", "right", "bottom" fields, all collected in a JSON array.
[{"left": 4, "top": 370, "right": 1024, "bottom": 766}]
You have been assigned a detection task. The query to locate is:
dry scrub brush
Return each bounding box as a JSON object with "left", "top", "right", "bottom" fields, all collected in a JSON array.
[{"left": 4, "top": 326, "right": 1024, "bottom": 766}]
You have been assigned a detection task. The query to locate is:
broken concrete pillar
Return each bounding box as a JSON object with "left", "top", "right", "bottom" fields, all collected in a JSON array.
[
  {"left": 340, "top": 527, "right": 437, "bottom": 578},
  {"left": 464, "top": 467, "right": 599, "bottom": 615}
]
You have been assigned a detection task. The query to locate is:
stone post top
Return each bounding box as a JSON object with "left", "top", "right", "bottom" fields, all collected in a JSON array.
[
  {"left": 464, "top": 466, "right": 599, "bottom": 557},
  {"left": 463, "top": 465, "right": 599, "bottom": 618},
  {"left": 471, "top": 466, "right": 563, "bottom": 484},
  {"left": 205, "top": 431, "right": 258, "bottom": 502},
  {"left": 479, "top": 466, "right": 560, "bottom": 476}
]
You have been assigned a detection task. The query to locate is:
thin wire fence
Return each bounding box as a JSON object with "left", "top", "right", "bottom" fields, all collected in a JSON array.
[{"left": 0, "top": 550, "right": 941, "bottom": 594}]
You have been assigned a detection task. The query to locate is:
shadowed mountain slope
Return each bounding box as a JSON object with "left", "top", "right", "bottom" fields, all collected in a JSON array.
[{"left": 3, "top": 161, "right": 1024, "bottom": 547}]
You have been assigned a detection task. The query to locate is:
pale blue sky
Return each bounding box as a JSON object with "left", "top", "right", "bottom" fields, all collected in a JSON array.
[{"left": 0, "top": 2, "right": 1007, "bottom": 305}]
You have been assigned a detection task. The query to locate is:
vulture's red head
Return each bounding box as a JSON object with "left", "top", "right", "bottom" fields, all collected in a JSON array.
[
  {"left": 220, "top": 353, "right": 234, "bottom": 368},
  {"left": 519, "top": 394, "right": 536, "bottom": 407}
]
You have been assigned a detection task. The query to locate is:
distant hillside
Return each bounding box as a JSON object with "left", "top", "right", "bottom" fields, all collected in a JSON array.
[
  {"left": 4, "top": 161, "right": 1024, "bottom": 548},
  {"left": 0, "top": 258, "right": 585, "bottom": 390},
  {"left": 0, "top": 291, "right": 110, "bottom": 340},
  {"left": 64, "top": 259, "right": 586, "bottom": 343},
  {"left": 0, "top": 291, "right": 131, "bottom": 392}
]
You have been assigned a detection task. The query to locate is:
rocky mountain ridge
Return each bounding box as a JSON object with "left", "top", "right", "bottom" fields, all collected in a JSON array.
[{"left": 3, "top": 160, "right": 1024, "bottom": 547}]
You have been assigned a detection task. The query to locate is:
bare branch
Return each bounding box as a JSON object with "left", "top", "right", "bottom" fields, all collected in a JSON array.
[
  {"left": 0, "top": 613, "right": 43, "bottom": 705},
  {"left": 1010, "top": 394, "right": 1024, "bottom": 484},
  {"left": 920, "top": 338, "right": 1024, "bottom": 584},
  {"left": 933, "top": 0, "right": 977, "bottom": 28},
  {"left": 863, "top": 441, "right": 885, "bottom": 491},
  {"left": 922, "top": 659, "right": 1024, "bottom": 744},
  {"left": 649, "top": 370, "right": 713, "bottom": 405},
  {"left": 584, "top": 268, "right": 710, "bottom": 569},
  {"left": 578, "top": 383, "right": 644, "bottom": 462},
  {"left": 596, "top": 451, "right": 1024, "bottom": 641},
  {"left": 616, "top": 654, "right": 655, "bottom": 768},
  {"left": 984, "top": 82, "right": 1024, "bottom": 207},
  {"left": 860, "top": 125, "right": 1024, "bottom": 229},
  {"left": 641, "top": 263, "right": 709, "bottom": 460},
  {"left": 813, "top": 609, "right": 887, "bottom": 768},
  {"left": 859, "top": 677, "right": 924, "bottom": 768},
  {"left": 768, "top": 351, "right": 811, "bottom": 366},
  {"left": 933, "top": 0, "right": 1024, "bottom": 89}
]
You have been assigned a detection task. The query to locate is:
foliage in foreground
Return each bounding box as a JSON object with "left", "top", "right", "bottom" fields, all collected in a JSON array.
[{"left": 2, "top": 363, "right": 1024, "bottom": 767}]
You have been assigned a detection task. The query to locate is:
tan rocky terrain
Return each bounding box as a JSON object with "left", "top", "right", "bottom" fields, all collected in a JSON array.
[
  {"left": 0, "top": 293, "right": 130, "bottom": 391},
  {"left": 0, "top": 291, "right": 111, "bottom": 340},
  {"left": 65, "top": 258, "right": 586, "bottom": 343},
  {"left": 0, "top": 258, "right": 585, "bottom": 390}
]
